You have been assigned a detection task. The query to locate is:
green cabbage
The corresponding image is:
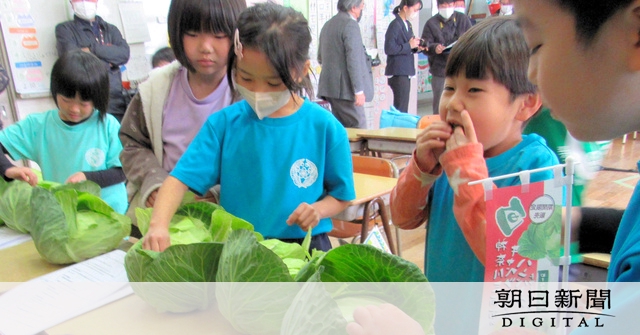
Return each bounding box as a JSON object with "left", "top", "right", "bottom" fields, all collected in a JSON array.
[
  {"left": 0, "top": 179, "right": 34, "bottom": 233},
  {"left": 125, "top": 202, "right": 259, "bottom": 313},
  {"left": 30, "top": 183, "right": 131, "bottom": 264},
  {"left": 124, "top": 209, "right": 435, "bottom": 335}
]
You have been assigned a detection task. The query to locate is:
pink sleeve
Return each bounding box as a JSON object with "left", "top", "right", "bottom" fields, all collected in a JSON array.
[
  {"left": 390, "top": 152, "right": 440, "bottom": 230},
  {"left": 440, "top": 143, "right": 493, "bottom": 265}
]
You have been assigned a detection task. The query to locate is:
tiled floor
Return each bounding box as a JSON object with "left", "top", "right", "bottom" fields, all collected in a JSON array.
[{"left": 333, "top": 98, "right": 640, "bottom": 272}]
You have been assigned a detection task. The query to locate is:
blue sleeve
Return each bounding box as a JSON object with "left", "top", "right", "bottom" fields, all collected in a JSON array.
[
  {"left": 324, "top": 122, "right": 355, "bottom": 202},
  {"left": 0, "top": 116, "right": 38, "bottom": 162},
  {"left": 104, "top": 115, "right": 123, "bottom": 169},
  {"left": 170, "top": 115, "right": 222, "bottom": 196}
]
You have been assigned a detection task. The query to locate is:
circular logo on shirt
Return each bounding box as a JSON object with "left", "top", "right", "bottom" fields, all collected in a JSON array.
[
  {"left": 85, "top": 148, "right": 106, "bottom": 168},
  {"left": 290, "top": 159, "right": 318, "bottom": 188}
]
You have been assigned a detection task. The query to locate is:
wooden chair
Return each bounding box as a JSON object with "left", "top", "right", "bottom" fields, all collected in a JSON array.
[
  {"left": 329, "top": 155, "right": 398, "bottom": 255},
  {"left": 417, "top": 114, "right": 440, "bottom": 129}
]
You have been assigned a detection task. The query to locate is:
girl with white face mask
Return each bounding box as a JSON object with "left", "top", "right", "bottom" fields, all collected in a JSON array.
[
  {"left": 144, "top": 3, "right": 355, "bottom": 254},
  {"left": 384, "top": 0, "right": 424, "bottom": 113}
]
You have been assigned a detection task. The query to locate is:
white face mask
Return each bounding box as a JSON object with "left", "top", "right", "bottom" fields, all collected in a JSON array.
[
  {"left": 501, "top": 5, "right": 513, "bottom": 15},
  {"left": 454, "top": 7, "right": 466, "bottom": 14},
  {"left": 72, "top": 1, "right": 98, "bottom": 21},
  {"left": 439, "top": 7, "right": 454, "bottom": 20},
  {"left": 235, "top": 83, "right": 291, "bottom": 120}
]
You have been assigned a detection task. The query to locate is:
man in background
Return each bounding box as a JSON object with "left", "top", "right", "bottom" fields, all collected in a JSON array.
[
  {"left": 421, "top": 0, "right": 471, "bottom": 114},
  {"left": 56, "top": 0, "right": 130, "bottom": 122},
  {"left": 317, "top": 0, "right": 373, "bottom": 129}
]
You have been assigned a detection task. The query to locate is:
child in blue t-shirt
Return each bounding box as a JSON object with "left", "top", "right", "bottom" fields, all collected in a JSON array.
[
  {"left": 143, "top": 3, "right": 355, "bottom": 253},
  {"left": 0, "top": 50, "right": 127, "bottom": 214}
]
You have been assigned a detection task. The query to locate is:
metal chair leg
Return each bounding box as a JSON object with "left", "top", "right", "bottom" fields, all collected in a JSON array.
[{"left": 359, "top": 198, "right": 397, "bottom": 255}]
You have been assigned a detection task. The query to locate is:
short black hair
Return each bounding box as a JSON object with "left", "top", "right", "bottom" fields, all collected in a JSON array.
[
  {"left": 151, "top": 47, "right": 175, "bottom": 68},
  {"left": 168, "top": 0, "right": 246, "bottom": 73},
  {"left": 551, "top": 0, "right": 634, "bottom": 45},
  {"left": 393, "top": 0, "right": 423, "bottom": 15},
  {"left": 228, "top": 2, "right": 313, "bottom": 98},
  {"left": 445, "top": 16, "right": 536, "bottom": 101},
  {"left": 50, "top": 50, "right": 109, "bottom": 121}
]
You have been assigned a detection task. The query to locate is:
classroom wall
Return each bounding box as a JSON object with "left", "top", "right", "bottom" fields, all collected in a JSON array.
[
  {"left": 1, "top": 0, "right": 423, "bottom": 128},
  {"left": 0, "top": 0, "right": 160, "bottom": 121}
]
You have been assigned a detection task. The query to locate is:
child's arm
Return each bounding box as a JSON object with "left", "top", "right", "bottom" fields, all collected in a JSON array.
[
  {"left": 286, "top": 195, "right": 349, "bottom": 232},
  {"left": 119, "top": 94, "right": 169, "bottom": 207},
  {"left": 0, "top": 143, "right": 38, "bottom": 185},
  {"left": 143, "top": 176, "right": 188, "bottom": 252},
  {"left": 390, "top": 122, "right": 452, "bottom": 229},
  {"left": 440, "top": 111, "right": 490, "bottom": 264},
  {"left": 67, "top": 168, "right": 126, "bottom": 186}
]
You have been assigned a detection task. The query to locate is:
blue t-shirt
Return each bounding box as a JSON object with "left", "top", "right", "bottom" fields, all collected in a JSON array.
[
  {"left": 608, "top": 160, "right": 640, "bottom": 282},
  {"left": 426, "top": 134, "right": 559, "bottom": 282},
  {"left": 572, "top": 162, "right": 640, "bottom": 332},
  {"left": 0, "top": 109, "right": 127, "bottom": 214},
  {"left": 172, "top": 99, "right": 355, "bottom": 239}
]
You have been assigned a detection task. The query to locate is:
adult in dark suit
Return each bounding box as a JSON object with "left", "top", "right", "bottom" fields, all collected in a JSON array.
[
  {"left": 317, "top": 0, "right": 373, "bottom": 129},
  {"left": 384, "top": 0, "right": 424, "bottom": 113},
  {"left": 421, "top": 0, "right": 471, "bottom": 114},
  {"left": 56, "top": 0, "right": 130, "bottom": 122}
]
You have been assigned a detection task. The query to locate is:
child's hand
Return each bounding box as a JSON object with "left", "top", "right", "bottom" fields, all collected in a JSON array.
[
  {"left": 286, "top": 202, "right": 320, "bottom": 231},
  {"left": 445, "top": 110, "right": 477, "bottom": 151},
  {"left": 415, "top": 120, "right": 453, "bottom": 174},
  {"left": 4, "top": 166, "right": 39, "bottom": 186},
  {"left": 346, "top": 304, "right": 425, "bottom": 335},
  {"left": 66, "top": 172, "right": 87, "bottom": 184},
  {"left": 143, "top": 225, "right": 171, "bottom": 252}
]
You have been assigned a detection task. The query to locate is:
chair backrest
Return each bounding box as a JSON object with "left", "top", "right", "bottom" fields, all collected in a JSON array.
[
  {"left": 351, "top": 155, "right": 397, "bottom": 178},
  {"left": 417, "top": 114, "right": 440, "bottom": 129}
]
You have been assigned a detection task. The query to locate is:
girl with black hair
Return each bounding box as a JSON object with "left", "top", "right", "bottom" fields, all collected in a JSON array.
[
  {"left": 143, "top": 3, "right": 355, "bottom": 253},
  {"left": 0, "top": 50, "right": 127, "bottom": 213}
]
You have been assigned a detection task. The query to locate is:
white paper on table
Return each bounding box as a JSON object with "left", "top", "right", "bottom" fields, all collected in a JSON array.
[
  {"left": 0, "top": 250, "right": 133, "bottom": 335},
  {"left": 0, "top": 227, "right": 31, "bottom": 251}
]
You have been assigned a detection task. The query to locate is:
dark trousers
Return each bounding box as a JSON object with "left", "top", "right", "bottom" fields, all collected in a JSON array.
[
  {"left": 279, "top": 233, "right": 332, "bottom": 252},
  {"left": 431, "top": 75, "right": 445, "bottom": 115},
  {"left": 325, "top": 97, "right": 366, "bottom": 128},
  {"left": 388, "top": 75, "right": 411, "bottom": 113}
]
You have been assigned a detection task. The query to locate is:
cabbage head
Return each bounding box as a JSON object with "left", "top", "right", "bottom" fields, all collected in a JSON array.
[
  {"left": 0, "top": 179, "right": 34, "bottom": 233},
  {"left": 30, "top": 184, "right": 131, "bottom": 264},
  {"left": 125, "top": 202, "right": 257, "bottom": 313}
]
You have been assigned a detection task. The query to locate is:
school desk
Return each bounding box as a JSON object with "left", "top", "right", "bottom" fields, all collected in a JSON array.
[
  {"left": 0, "top": 240, "right": 66, "bottom": 282},
  {"left": 356, "top": 127, "right": 421, "bottom": 156},
  {"left": 345, "top": 127, "right": 366, "bottom": 155},
  {"left": 43, "top": 293, "right": 241, "bottom": 335},
  {"left": 570, "top": 252, "right": 611, "bottom": 282},
  {"left": 332, "top": 172, "right": 398, "bottom": 254},
  {"left": 0, "top": 239, "right": 133, "bottom": 282}
]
